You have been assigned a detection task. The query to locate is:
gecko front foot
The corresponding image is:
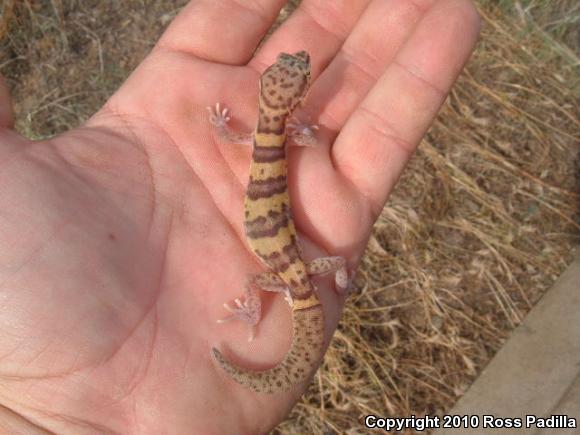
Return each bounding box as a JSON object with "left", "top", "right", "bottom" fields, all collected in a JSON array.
[
  {"left": 207, "top": 102, "right": 253, "bottom": 145},
  {"left": 206, "top": 102, "right": 231, "bottom": 128},
  {"left": 287, "top": 116, "right": 319, "bottom": 146}
]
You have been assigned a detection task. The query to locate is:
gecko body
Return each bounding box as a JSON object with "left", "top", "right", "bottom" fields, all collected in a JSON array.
[{"left": 209, "top": 51, "right": 348, "bottom": 394}]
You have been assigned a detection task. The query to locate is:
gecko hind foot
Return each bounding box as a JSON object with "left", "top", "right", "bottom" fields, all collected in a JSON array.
[
  {"left": 217, "top": 298, "right": 258, "bottom": 341},
  {"left": 306, "top": 256, "right": 351, "bottom": 294}
]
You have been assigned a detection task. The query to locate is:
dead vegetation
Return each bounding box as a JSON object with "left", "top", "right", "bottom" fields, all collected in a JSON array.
[{"left": 1, "top": 1, "right": 578, "bottom": 434}]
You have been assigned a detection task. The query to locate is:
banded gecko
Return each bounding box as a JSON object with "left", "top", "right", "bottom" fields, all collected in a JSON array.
[{"left": 207, "top": 51, "right": 349, "bottom": 394}]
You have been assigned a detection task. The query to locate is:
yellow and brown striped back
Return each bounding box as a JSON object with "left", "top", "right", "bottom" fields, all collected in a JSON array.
[{"left": 244, "top": 51, "right": 314, "bottom": 300}]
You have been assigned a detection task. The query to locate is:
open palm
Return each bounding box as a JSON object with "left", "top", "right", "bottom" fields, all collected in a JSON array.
[{"left": 0, "top": 1, "right": 479, "bottom": 433}]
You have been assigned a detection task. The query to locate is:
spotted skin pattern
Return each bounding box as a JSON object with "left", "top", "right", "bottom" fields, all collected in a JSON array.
[{"left": 208, "top": 51, "right": 349, "bottom": 394}]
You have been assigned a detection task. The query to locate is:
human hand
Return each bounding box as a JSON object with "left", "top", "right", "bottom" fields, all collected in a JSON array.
[{"left": 0, "top": 1, "right": 479, "bottom": 433}]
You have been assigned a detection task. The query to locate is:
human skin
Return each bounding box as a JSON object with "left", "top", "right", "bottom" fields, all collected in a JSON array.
[{"left": 0, "top": 0, "right": 480, "bottom": 434}]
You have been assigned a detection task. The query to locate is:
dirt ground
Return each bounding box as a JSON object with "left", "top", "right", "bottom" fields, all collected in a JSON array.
[{"left": 1, "top": 0, "right": 578, "bottom": 434}]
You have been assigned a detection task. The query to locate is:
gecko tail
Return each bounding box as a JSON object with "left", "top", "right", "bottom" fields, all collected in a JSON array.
[{"left": 212, "top": 304, "right": 325, "bottom": 394}]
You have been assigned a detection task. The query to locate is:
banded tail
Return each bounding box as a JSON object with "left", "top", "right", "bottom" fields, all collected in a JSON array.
[{"left": 212, "top": 304, "right": 324, "bottom": 393}]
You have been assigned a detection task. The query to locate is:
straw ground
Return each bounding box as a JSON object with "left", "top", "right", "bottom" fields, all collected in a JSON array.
[{"left": 1, "top": 1, "right": 577, "bottom": 433}]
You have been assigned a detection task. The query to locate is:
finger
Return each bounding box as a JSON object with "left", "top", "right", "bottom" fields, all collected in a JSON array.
[
  {"left": 333, "top": 0, "right": 481, "bottom": 216},
  {"left": 306, "top": 0, "right": 438, "bottom": 128},
  {"left": 289, "top": 0, "right": 438, "bottom": 231},
  {"left": 251, "top": 0, "right": 371, "bottom": 75},
  {"left": 158, "top": 0, "right": 287, "bottom": 65},
  {"left": 0, "top": 74, "right": 14, "bottom": 129}
]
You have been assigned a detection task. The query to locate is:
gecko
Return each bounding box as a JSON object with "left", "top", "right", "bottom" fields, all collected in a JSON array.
[{"left": 207, "top": 51, "right": 349, "bottom": 394}]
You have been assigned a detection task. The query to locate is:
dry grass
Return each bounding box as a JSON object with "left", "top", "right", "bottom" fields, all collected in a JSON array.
[{"left": 1, "top": 1, "right": 578, "bottom": 434}]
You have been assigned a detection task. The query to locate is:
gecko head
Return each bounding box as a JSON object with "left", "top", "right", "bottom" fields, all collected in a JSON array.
[{"left": 258, "top": 51, "right": 311, "bottom": 116}]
